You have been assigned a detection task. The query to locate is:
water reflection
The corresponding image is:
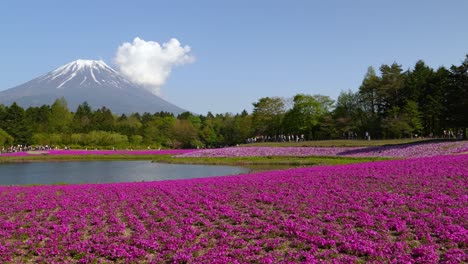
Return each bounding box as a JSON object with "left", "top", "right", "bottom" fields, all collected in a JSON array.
[{"left": 0, "top": 161, "right": 249, "bottom": 185}]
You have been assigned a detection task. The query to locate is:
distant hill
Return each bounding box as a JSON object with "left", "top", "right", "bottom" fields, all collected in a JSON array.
[{"left": 0, "top": 59, "right": 187, "bottom": 114}]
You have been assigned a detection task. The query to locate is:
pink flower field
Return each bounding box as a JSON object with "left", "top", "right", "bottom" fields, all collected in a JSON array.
[
  {"left": 177, "top": 141, "right": 468, "bottom": 159},
  {"left": 0, "top": 155, "right": 466, "bottom": 263}
]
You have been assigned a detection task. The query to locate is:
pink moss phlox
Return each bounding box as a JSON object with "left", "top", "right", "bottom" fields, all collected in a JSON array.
[
  {"left": 0, "top": 154, "right": 467, "bottom": 262},
  {"left": 178, "top": 141, "right": 468, "bottom": 158}
]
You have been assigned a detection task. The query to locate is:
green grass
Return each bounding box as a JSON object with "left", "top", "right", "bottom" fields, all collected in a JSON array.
[
  {"left": 0, "top": 153, "right": 388, "bottom": 173},
  {"left": 151, "top": 155, "right": 389, "bottom": 172},
  {"left": 240, "top": 138, "right": 431, "bottom": 147},
  {"left": 5, "top": 138, "right": 423, "bottom": 172}
]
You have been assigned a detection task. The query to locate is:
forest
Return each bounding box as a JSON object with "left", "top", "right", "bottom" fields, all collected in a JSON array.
[{"left": 1, "top": 56, "right": 467, "bottom": 149}]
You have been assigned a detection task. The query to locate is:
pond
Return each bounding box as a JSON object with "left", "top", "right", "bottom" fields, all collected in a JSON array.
[{"left": 0, "top": 161, "right": 250, "bottom": 185}]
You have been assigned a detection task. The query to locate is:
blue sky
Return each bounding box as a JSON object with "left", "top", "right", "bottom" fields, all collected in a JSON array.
[{"left": 1, "top": 0, "right": 467, "bottom": 114}]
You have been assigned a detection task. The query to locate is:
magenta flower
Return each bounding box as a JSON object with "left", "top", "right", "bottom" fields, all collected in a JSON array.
[
  {"left": 0, "top": 154, "right": 466, "bottom": 262},
  {"left": 178, "top": 141, "right": 468, "bottom": 158}
]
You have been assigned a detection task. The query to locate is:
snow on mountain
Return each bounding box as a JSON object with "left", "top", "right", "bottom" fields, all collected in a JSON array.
[
  {"left": 37, "top": 60, "right": 131, "bottom": 89},
  {"left": 0, "top": 60, "right": 187, "bottom": 114}
]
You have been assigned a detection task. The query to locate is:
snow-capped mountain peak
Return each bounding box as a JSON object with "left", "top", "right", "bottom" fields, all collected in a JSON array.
[
  {"left": 54, "top": 59, "right": 117, "bottom": 74},
  {"left": 40, "top": 59, "right": 124, "bottom": 89},
  {"left": 0, "top": 59, "right": 187, "bottom": 114}
]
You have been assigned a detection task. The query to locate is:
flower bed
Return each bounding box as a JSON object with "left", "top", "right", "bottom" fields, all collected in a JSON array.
[
  {"left": 177, "top": 141, "right": 468, "bottom": 158},
  {"left": 177, "top": 146, "right": 361, "bottom": 158},
  {"left": 0, "top": 155, "right": 466, "bottom": 262}
]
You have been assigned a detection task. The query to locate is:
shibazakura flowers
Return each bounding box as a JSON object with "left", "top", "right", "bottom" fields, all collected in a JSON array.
[
  {"left": 0, "top": 154, "right": 466, "bottom": 262},
  {"left": 177, "top": 141, "right": 468, "bottom": 158}
]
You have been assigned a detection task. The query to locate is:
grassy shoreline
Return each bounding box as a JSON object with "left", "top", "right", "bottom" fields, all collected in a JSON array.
[
  {"left": 2, "top": 138, "right": 438, "bottom": 171},
  {"left": 152, "top": 155, "right": 388, "bottom": 172},
  {"left": 0, "top": 153, "right": 388, "bottom": 174}
]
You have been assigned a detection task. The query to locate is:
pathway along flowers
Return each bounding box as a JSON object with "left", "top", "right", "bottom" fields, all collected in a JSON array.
[{"left": 0, "top": 155, "right": 467, "bottom": 262}]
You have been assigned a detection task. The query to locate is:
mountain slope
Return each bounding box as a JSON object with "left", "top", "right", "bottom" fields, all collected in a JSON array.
[{"left": 0, "top": 60, "right": 187, "bottom": 114}]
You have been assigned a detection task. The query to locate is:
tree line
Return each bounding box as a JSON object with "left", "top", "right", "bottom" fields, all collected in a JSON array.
[
  {"left": 0, "top": 98, "right": 253, "bottom": 149},
  {"left": 0, "top": 55, "right": 467, "bottom": 149},
  {"left": 251, "top": 55, "right": 467, "bottom": 140}
]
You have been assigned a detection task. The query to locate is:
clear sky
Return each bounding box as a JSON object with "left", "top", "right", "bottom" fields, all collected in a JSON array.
[{"left": 1, "top": 0, "right": 467, "bottom": 114}]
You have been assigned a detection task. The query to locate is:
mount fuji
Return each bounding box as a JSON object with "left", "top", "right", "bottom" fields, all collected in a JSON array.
[{"left": 0, "top": 60, "right": 187, "bottom": 114}]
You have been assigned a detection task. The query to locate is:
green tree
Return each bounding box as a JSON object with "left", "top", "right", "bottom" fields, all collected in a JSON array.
[
  {"left": 333, "top": 90, "right": 364, "bottom": 137},
  {"left": 144, "top": 115, "right": 176, "bottom": 147},
  {"left": 381, "top": 101, "right": 422, "bottom": 138},
  {"left": 32, "top": 133, "right": 50, "bottom": 145},
  {"left": 423, "top": 67, "right": 450, "bottom": 136},
  {"left": 378, "top": 63, "right": 407, "bottom": 113},
  {"left": 48, "top": 97, "right": 72, "bottom": 133},
  {"left": 25, "top": 105, "right": 51, "bottom": 134},
  {"left": 72, "top": 102, "right": 93, "bottom": 133},
  {"left": 70, "top": 133, "right": 86, "bottom": 145},
  {"left": 382, "top": 106, "right": 411, "bottom": 138},
  {"left": 404, "top": 60, "right": 447, "bottom": 137},
  {"left": 116, "top": 114, "right": 142, "bottom": 136},
  {"left": 252, "top": 97, "right": 286, "bottom": 136},
  {"left": 218, "top": 113, "right": 252, "bottom": 145},
  {"left": 404, "top": 100, "right": 423, "bottom": 136},
  {"left": 447, "top": 55, "right": 468, "bottom": 138},
  {"left": 142, "top": 118, "right": 160, "bottom": 145},
  {"left": 283, "top": 94, "right": 334, "bottom": 140},
  {"left": 236, "top": 111, "right": 253, "bottom": 143},
  {"left": 404, "top": 60, "right": 432, "bottom": 102},
  {"left": 358, "top": 67, "right": 382, "bottom": 137},
  {"left": 85, "top": 131, "right": 128, "bottom": 146},
  {"left": 178, "top": 111, "right": 202, "bottom": 129},
  {"left": 199, "top": 114, "right": 225, "bottom": 147},
  {"left": 130, "top": 135, "right": 143, "bottom": 145},
  {"left": 170, "top": 119, "right": 200, "bottom": 148},
  {"left": 2, "top": 103, "right": 31, "bottom": 144},
  {"left": 0, "top": 128, "right": 14, "bottom": 147},
  {"left": 92, "top": 106, "right": 115, "bottom": 131}
]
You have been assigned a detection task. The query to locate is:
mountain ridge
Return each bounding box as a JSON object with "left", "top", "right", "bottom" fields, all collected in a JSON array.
[{"left": 0, "top": 60, "right": 187, "bottom": 115}]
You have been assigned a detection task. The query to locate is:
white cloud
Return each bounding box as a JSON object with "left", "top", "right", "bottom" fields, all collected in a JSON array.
[{"left": 114, "top": 37, "right": 194, "bottom": 95}]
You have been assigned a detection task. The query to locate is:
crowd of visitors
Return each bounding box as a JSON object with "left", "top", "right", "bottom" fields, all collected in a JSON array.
[
  {"left": 0, "top": 145, "right": 63, "bottom": 154},
  {"left": 442, "top": 129, "right": 464, "bottom": 139},
  {"left": 246, "top": 134, "right": 305, "bottom": 143},
  {"left": 245, "top": 130, "right": 465, "bottom": 143}
]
